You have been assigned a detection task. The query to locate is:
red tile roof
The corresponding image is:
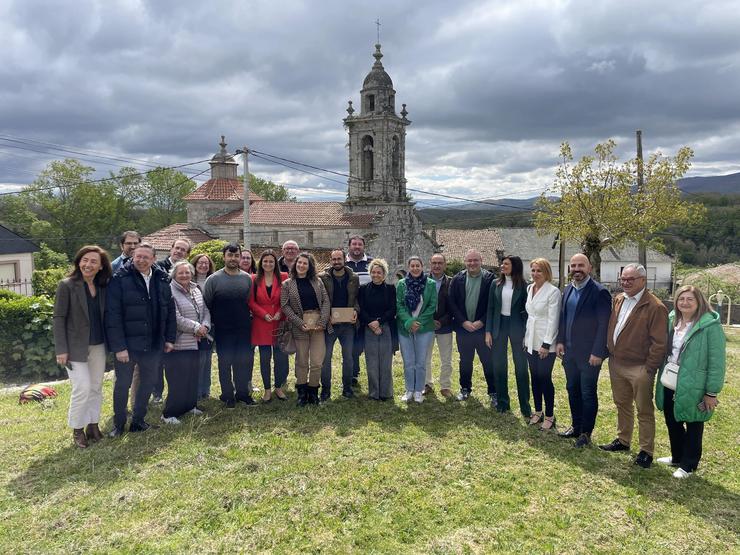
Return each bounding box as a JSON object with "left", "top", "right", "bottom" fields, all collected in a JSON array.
[
  {"left": 142, "top": 224, "right": 215, "bottom": 251},
  {"left": 184, "top": 178, "right": 264, "bottom": 202},
  {"left": 435, "top": 228, "right": 504, "bottom": 267},
  {"left": 208, "top": 202, "right": 376, "bottom": 228}
]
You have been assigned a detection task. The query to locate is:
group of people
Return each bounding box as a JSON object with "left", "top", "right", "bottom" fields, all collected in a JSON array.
[{"left": 52, "top": 232, "right": 726, "bottom": 479}]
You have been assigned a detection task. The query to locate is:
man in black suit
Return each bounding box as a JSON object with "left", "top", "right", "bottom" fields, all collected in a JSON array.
[
  {"left": 447, "top": 249, "right": 496, "bottom": 402},
  {"left": 556, "top": 253, "right": 612, "bottom": 447}
]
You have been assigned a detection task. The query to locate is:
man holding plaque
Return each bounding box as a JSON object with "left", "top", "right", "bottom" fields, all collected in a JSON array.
[{"left": 319, "top": 249, "right": 360, "bottom": 401}]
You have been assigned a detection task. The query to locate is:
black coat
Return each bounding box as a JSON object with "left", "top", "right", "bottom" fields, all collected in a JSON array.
[
  {"left": 556, "top": 278, "right": 612, "bottom": 361},
  {"left": 447, "top": 269, "right": 495, "bottom": 332},
  {"left": 432, "top": 274, "right": 453, "bottom": 334},
  {"left": 105, "top": 263, "right": 176, "bottom": 353}
]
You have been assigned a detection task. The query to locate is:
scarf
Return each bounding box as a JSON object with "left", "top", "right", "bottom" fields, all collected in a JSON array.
[{"left": 404, "top": 272, "right": 427, "bottom": 312}]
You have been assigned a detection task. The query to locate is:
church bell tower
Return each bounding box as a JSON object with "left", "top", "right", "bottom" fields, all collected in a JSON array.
[{"left": 344, "top": 43, "right": 410, "bottom": 204}]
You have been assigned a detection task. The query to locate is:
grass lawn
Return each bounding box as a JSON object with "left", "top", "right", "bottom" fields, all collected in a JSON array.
[{"left": 1, "top": 329, "right": 738, "bottom": 554}]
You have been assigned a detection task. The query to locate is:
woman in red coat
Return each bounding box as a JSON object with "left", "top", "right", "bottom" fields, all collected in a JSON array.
[{"left": 249, "top": 249, "right": 290, "bottom": 402}]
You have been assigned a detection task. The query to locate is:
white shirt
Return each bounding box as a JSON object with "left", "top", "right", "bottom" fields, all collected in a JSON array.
[
  {"left": 612, "top": 287, "right": 646, "bottom": 345},
  {"left": 139, "top": 269, "right": 152, "bottom": 294},
  {"left": 670, "top": 321, "right": 693, "bottom": 363},
  {"left": 501, "top": 276, "right": 513, "bottom": 316}
]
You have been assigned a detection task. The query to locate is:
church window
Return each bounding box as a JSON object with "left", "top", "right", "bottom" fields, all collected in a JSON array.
[
  {"left": 397, "top": 246, "right": 404, "bottom": 265},
  {"left": 307, "top": 231, "right": 314, "bottom": 246},
  {"left": 392, "top": 136, "right": 400, "bottom": 178},
  {"left": 362, "top": 136, "right": 374, "bottom": 181},
  {"left": 389, "top": 94, "right": 395, "bottom": 110},
  {"left": 368, "top": 94, "right": 375, "bottom": 112},
  {"left": 272, "top": 230, "right": 279, "bottom": 244}
]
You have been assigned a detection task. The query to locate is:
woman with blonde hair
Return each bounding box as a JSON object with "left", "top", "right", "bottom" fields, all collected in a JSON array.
[
  {"left": 524, "top": 258, "right": 561, "bottom": 431},
  {"left": 655, "top": 285, "right": 726, "bottom": 478}
]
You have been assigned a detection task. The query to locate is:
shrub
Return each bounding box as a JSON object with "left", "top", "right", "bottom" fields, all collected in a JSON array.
[
  {"left": 190, "top": 239, "right": 228, "bottom": 271},
  {"left": 445, "top": 258, "right": 465, "bottom": 276},
  {"left": 0, "top": 289, "right": 22, "bottom": 301},
  {"left": 33, "top": 242, "right": 70, "bottom": 271},
  {"left": 0, "top": 295, "right": 61, "bottom": 380},
  {"left": 32, "top": 268, "right": 68, "bottom": 298}
]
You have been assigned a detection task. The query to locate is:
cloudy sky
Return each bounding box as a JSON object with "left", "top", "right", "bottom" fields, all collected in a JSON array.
[{"left": 2, "top": 0, "right": 739, "bottom": 208}]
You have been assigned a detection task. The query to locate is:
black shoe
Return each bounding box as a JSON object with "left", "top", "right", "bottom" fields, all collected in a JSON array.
[
  {"left": 351, "top": 377, "right": 359, "bottom": 387},
  {"left": 306, "top": 386, "right": 320, "bottom": 405},
  {"left": 296, "top": 384, "right": 309, "bottom": 407},
  {"left": 574, "top": 433, "right": 591, "bottom": 448},
  {"left": 559, "top": 426, "right": 581, "bottom": 439},
  {"left": 108, "top": 426, "right": 125, "bottom": 438},
  {"left": 599, "top": 438, "right": 629, "bottom": 452},
  {"left": 241, "top": 396, "right": 256, "bottom": 406},
  {"left": 224, "top": 399, "right": 236, "bottom": 408},
  {"left": 320, "top": 390, "right": 331, "bottom": 403},
  {"left": 129, "top": 421, "right": 155, "bottom": 433},
  {"left": 634, "top": 451, "right": 653, "bottom": 468},
  {"left": 342, "top": 388, "right": 355, "bottom": 399}
]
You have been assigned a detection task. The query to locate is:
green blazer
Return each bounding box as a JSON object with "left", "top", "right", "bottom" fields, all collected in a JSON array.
[
  {"left": 396, "top": 278, "right": 437, "bottom": 336},
  {"left": 485, "top": 279, "right": 527, "bottom": 339},
  {"left": 656, "top": 310, "right": 726, "bottom": 423}
]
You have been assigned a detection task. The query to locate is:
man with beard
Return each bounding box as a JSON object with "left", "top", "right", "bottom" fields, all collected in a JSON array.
[
  {"left": 318, "top": 248, "right": 360, "bottom": 401},
  {"left": 111, "top": 231, "right": 140, "bottom": 273},
  {"left": 203, "top": 243, "right": 255, "bottom": 407},
  {"left": 556, "top": 253, "right": 612, "bottom": 447},
  {"left": 345, "top": 235, "right": 373, "bottom": 385}
]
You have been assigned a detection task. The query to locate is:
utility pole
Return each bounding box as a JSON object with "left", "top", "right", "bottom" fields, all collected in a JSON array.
[
  {"left": 236, "top": 147, "right": 250, "bottom": 249},
  {"left": 636, "top": 130, "right": 647, "bottom": 268}
]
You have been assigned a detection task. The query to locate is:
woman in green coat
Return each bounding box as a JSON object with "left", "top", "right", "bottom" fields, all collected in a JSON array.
[
  {"left": 396, "top": 256, "right": 437, "bottom": 404},
  {"left": 655, "top": 285, "right": 726, "bottom": 479}
]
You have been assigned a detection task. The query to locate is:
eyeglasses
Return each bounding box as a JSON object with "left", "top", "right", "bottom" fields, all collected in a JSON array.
[
  {"left": 123, "top": 241, "right": 140, "bottom": 246},
  {"left": 619, "top": 276, "right": 644, "bottom": 283}
]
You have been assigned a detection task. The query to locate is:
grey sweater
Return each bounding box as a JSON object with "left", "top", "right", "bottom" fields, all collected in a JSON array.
[{"left": 202, "top": 269, "right": 252, "bottom": 335}]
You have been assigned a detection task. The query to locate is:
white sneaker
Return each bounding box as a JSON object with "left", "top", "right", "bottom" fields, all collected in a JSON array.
[
  {"left": 672, "top": 468, "right": 692, "bottom": 479},
  {"left": 656, "top": 456, "right": 676, "bottom": 466},
  {"left": 413, "top": 392, "right": 424, "bottom": 403},
  {"left": 401, "top": 391, "right": 413, "bottom": 402},
  {"left": 190, "top": 407, "right": 203, "bottom": 416},
  {"left": 160, "top": 415, "right": 181, "bottom": 425}
]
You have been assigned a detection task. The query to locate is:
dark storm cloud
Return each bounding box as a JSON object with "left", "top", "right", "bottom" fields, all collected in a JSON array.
[{"left": 1, "top": 0, "right": 739, "bottom": 199}]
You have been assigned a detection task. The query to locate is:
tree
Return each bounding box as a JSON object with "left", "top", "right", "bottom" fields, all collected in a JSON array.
[
  {"left": 189, "top": 239, "right": 228, "bottom": 271},
  {"left": 534, "top": 140, "right": 704, "bottom": 280},
  {"left": 22, "top": 160, "right": 139, "bottom": 257},
  {"left": 136, "top": 167, "right": 196, "bottom": 233},
  {"left": 33, "top": 243, "right": 69, "bottom": 270},
  {"left": 238, "top": 174, "right": 296, "bottom": 201},
  {"left": 0, "top": 194, "right": 39, "bottom": 237}
]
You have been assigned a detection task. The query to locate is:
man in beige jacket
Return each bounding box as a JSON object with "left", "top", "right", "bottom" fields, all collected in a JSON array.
[{"left": 600, "top": 263, "right": 668, "bottom": 468}]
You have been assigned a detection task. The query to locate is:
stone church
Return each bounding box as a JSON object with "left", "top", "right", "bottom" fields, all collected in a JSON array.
[{"left": 146, "top": 43, "right": 437, "bottom": 273}]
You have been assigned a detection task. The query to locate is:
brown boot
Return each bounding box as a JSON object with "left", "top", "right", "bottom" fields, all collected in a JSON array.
[
  {"left": 73, "top": 429, "right": 88, "bottom": 449},
  {"left": 86, "top": 423, "right": 103, "bottom": 442}
]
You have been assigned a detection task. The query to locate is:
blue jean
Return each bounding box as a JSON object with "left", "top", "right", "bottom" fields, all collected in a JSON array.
[
  {"left": 563, "top": 352, "right": 601, "bottom": 434},
  {"left": 398, "top": 331, "right": 434, "bottom": 393},
  {"left": 321, "top": 323, "right": 355, "bottom": 393}
]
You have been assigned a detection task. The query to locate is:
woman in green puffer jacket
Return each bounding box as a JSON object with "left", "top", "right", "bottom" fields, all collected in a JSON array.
[{"left": 655, "top": 285, "right": 726, "bottom": 479}]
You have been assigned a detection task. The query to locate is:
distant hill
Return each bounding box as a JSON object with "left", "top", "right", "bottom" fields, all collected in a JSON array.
[{"left": 677, "top": 172, "right": 740, "bottom": 194}]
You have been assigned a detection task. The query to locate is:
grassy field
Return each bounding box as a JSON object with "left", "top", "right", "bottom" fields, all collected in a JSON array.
[{"left": 1, "top": 330, "right": 738, "bottom": 554}]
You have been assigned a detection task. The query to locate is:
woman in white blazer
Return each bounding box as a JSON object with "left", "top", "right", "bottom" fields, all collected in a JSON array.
[{"left": 524, "top": 257, "right": 561, "bottom": 431}]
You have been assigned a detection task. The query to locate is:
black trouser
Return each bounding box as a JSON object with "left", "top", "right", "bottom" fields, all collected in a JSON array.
[
  {"left": 492, "top": 316, "right": 530, "bottom": 415},
  {"left": 456, "top": 330, "right": 495, "bottom": 394},
  {"left": 258, "top": 345, "right": 289, "bottom": 389},
  {"left": 527, "top": 351, "right": 556, "bottom": 417},
  {"left": 216, "top": 332, "right": 254, "bottom": 402},
  {"left": 152, "top": 362, "right": 165, "bottom": 399},
  {"left": 563, "top": 352, "right": 602, "bottom": 435},
  {"left": 113, "top": 350, "right": 161, "bottom": 430},
  {"left": 163, "top": 350, "right": 199, "bottom": 418},
  {"left": 322, "top": 323, "right": 355, "bottom": 394},
  {"left": 663, "top": 388, "right": 704, "bottom": 472}
]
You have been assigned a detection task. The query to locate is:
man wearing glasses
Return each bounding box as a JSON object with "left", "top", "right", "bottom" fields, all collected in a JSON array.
[
  {"left": 111, "top": 231, "right": 141, "bottom": 273},
  {"left": 600, "top": 263, "right": 668, "bottom": 469}
]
